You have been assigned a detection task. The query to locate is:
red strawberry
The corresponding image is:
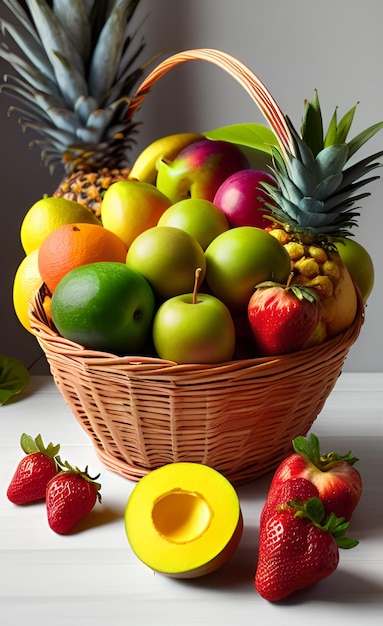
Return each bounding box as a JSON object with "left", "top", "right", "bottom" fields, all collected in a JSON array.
[
  {"left": 259, "top": 476, "right": 320, "bottom": 528},
  {"left": 46, "top": 458, "right": 102, "bottom": 534},
  {"left": 255, "top": 496, "right": 358, "bottom": 601},
  {"left": 7, "top": 433, "right": 60, "bottom": 504},
  {"left": 268, "top": 433, "right": 362, "bottom": 520},
  {"left": 247, "top": 282, "right": 321, "bottom": 355}
]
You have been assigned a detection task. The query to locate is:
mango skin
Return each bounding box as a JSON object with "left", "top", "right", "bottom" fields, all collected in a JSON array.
[{"left": 130, "top": 133, "right": 203, "bottom": 184}]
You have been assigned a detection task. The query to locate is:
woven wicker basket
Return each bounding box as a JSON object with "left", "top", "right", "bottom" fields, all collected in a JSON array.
[{"left": 29, "top": 49, "right": 365, "bottom": 484}]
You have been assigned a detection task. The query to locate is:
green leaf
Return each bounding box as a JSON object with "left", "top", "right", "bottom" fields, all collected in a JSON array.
[
  {"left": 290, "top": 496, "right": 325, "bottom": 524},
  {"left": 336, "top": 535, "right": 359, "bottom": 549},
  {"left": 290, "top": 285, "right": 319, "bottom": 303},
  {"left": 289, "top": 497, "right": 359, "bottom": 548},
  {"left": 20, "top": 433, "right": 61, "bottom": 459},
  {"left": 293, "top": 433, "right": 359, "bottom": 469},
  {"left": 312, "top": 144, "right": 349, "bottom": 182},
  {"left": 204, "top": 122, "right": 278, "bottom": 149},
  {"left": 347, "top": 121, "right": 383, "bottom": 160},
  {"left": 324, "top": 108, "right": 339, "bottom": 148},
  {"left": 204, "top": 122, "right": 279, "bottom": 168},
  {"left": 333, "top": 104, "right": 357, "bottom": 144},
  {"left": 20, "top": 433, "right": 39, "bottom": 454},
  {"left": 0, "top": 355, "right": 30, "bottom": 406},
  {"left": 300, "top": 90, "right": 324, "bottom": 156}
]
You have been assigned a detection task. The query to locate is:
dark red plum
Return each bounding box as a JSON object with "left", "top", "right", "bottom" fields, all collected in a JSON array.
[{"left": 214, "top": 169, "right": 277, "bottom": 229}]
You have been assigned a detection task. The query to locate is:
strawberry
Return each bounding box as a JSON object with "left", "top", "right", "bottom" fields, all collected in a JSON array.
[
  {"left": 247, "top": 281, "right": 321, "bottom": 355},
  {"left": 267, "top": 433, "right": 362, "bottom": 520},
  {"left": 46, "top": 458, "right": 102, "bottom": 534},
  {"left": 255, "top": 496, "right": 358, "bottom": 601},
  {"left": 259, "top": 476, "right": 320, "bottom": 528},
  {"left": 7, "top": 433, "right": 60, "bottom": 504}
]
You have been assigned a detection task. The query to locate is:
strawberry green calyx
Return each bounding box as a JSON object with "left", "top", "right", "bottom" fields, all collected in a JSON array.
[
  {"left": 293, "top": 433, "right": 359, "bottom": 470},
  {"left": 288, "top": 496, "right": 359, "bottom": 549},
  {"left": 56, "top": 457, "right": 102, "bottom": 502},
  {"left": 20, "top": 433, "right": 60, "bottom": 461},
  {"left": 255, "top": 279, "right": 319, "bottom": 304}
]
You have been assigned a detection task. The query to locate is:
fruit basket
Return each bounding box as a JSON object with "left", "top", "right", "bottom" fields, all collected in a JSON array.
[
  {"left": 29, "top": 49, "right": 366, "bottom": 484},
  {"left": 30, "top": 284, "right": 363, "bottom": 485}
]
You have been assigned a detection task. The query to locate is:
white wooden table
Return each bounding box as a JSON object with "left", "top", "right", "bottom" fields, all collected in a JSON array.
[{"left": 1, "top": 373, "right": 382, "bottom": 625}]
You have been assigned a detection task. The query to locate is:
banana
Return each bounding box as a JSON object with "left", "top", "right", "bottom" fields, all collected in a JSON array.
[{"left": 130, "top": 132, "right": 203, "bottom": 184}]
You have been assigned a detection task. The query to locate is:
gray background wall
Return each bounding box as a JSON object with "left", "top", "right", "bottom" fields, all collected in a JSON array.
[{"left": 1, "top": 0, "right": 382, "bottom": 373}]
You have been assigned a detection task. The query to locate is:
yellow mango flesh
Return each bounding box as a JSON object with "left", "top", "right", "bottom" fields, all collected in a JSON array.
[{"left": 125, "top": 462, "right": 243, "bottom": 578}]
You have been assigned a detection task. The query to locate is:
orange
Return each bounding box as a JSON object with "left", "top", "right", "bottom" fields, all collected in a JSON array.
[
  {"left": 38, "top": 222, "right": 128, "bottom": 293},
  {"left": 13, "top": 249, "right": 43, "bottom": 333},
  {"left": 20, "top": 196, "right": 100, "bottom": 255}
]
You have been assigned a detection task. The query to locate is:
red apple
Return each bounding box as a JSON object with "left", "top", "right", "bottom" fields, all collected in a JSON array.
[
  {"left": 247, "top": 283, "right": 321, "bottom": 356},
  {"left": 155, "top": 138, "right": 249, "bottom": 203},
  {"left": 213, "top": 169, "right": 277, "bottom": 229}
]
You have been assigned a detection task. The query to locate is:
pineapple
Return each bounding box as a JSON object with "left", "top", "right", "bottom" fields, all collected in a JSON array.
[
  {"left": 262, "top": 90, "right": 383, "bottom": 340},
  {"left": 0, "top": 0, "right": 148, "bottom": 216}
]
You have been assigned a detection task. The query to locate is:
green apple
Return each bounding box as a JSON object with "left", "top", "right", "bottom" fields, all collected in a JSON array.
[
  {"left": 334, "top": 237, "right": 374, "bottom": 302},
  {"left": 157, "top": 198, "right": 229, "bottom": 250},
  {"left": 126, "top": 226, "right": 206, "bottom": 300},
  {"left": 152, "top": 273, "right": 236, "bottom": 364},
  {"left": 205, "top": 226, "right": 291, "bottom": 312}
]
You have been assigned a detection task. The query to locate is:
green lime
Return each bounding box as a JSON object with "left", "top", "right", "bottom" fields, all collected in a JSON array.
[{"left": 51, "top": 262, "right": 155, "bottom": 354}]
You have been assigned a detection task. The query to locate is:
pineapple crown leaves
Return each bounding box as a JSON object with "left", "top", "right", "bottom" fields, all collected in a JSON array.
[
  {"left": 0, "top": 0, "right": 148, "bottom": 172},
  {"left": 301, "top": 88, "right": 383, "bottom": 159},
  {"left": 55, "top": 455, "right": 102, "bottom": 501},
  {"left": 261, "top": 90, "right": 383, "bottom": 238},
  {"left": 287, "top": 497, "right": 359, "bottom": 549},
  {"left": 20, "top": 432, "right": 60, "bottom": 460},
  {"left": 292, "top": 433, "right": 360, "bottom": 470}
]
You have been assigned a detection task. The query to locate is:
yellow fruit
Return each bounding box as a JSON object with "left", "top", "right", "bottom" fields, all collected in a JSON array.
[
  {"left": 129, "top": 133, "right": 203, "bottom": 184},
  {"left": 290, "top": 247, "right": 358, "bottom": 339},
  {"left": 101, "top": 180, "right": 171, "bottom": 249},
  {"left": 125, "top": 462, "right": 243, "bottom": 578},
  {"left": 318, "top": 260, "right": 358, "bottom": 338},
  {"left": 20, "top": 196, "right": 100, "bottom": 254},
  {"left": 13, "top": 250, "right": 43, "bottom": 333}
]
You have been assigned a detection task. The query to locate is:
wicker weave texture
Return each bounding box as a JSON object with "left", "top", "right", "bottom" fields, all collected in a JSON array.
[{"left": 30, "top": 285, "right": 363, "bottom": 484}]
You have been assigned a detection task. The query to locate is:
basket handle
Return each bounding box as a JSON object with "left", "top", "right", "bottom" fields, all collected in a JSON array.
[{"left": 128, "top": 48, "right": 294, "bottom": 157}]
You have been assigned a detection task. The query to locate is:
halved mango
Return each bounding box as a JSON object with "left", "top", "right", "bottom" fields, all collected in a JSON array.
[{"left": 125, "top": 462, "right": 243, "bottom": 578}]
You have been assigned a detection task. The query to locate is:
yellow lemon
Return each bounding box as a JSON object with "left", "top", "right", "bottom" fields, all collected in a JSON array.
[
  {"left": 20, "top": 196, "right": 100, "bottom": 254},
  {"left": 13, "top": 250, "right": 43, "bottom": 333}
]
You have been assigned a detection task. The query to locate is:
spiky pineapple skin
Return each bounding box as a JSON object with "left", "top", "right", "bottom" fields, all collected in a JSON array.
[
  {"left": 269, "top": 228, "right": 358, "bottom": 342},
  {"left": 53, "top": 167, "right": 132, "bottom": 217}
]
